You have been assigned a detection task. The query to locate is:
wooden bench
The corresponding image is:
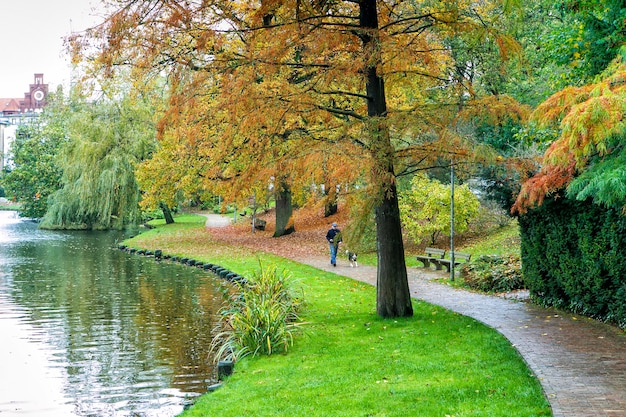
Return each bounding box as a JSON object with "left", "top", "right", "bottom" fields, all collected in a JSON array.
[
  {"left": 416, "top": 248, "right": 446, "bottom": 270},
  {"left": 433, "top": 252, "right": 472, "bottom": 272},
  {"left": 252, "top": 218, "right": 266, "bottom": 231}
]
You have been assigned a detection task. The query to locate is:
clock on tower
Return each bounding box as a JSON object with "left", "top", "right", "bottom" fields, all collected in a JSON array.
[
  {"left": 25, "top": 73, "right": 48, "bottom": 110},
  {"left": 33, "top": 90, "right": 45, "bottom": 102}
]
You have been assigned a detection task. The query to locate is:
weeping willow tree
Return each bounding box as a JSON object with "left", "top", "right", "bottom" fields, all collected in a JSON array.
[{"left": 41, "top": 91, "right": 157, "bottom": 230}]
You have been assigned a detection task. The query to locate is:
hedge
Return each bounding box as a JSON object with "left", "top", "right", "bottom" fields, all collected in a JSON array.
[{"left": 519, "top": 197, "right": 626, "bottom": 328}]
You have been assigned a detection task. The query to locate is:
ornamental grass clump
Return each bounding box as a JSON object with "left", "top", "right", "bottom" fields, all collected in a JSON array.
[
  {"left": 461, "top": 254, "right": 524, "bottom": 293},
  {"left": 211, "top": 262, "right": 304, "bottom": 362}
]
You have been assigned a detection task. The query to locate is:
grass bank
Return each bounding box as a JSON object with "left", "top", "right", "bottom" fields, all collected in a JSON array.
[{"left": 125, "top": 215, "right": 550, "bottom": 417}]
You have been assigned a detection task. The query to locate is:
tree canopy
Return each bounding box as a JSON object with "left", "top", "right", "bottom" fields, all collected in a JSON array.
[
  {"left": 1, "top": 114, "right": 65, "bottom": 218},
  {"left": 71, "top": 0, "right": 524, "bottom": 317},
  {"left": 399, "top": 173, "right": 480, "bottom": 245},
  {"left": 41, "top": 88, "right": 158, "bottom": 230}
]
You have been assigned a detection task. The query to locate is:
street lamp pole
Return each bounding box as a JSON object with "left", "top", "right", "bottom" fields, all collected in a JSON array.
[{"left": 450, "top": 160, "right": 455, "bottom": 281}]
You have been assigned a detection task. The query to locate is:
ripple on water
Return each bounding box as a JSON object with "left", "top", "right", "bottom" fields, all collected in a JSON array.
[{"left": 0, "top": 215, "right": 223, "bottom": 416}]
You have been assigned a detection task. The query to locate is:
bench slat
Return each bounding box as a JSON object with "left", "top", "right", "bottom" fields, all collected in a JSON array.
[
  {"left": 417, "top": 249, "right": 471, "bottom": 272},
  {"left": 416, "top": 248, "right": 446, "bottom": 269}
]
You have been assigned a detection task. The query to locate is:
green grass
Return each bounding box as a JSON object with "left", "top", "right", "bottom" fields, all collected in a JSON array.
[
  {"left": 458, "top": 220, "right": 521, "bottom": 257},
  {"left": 125, "top": 215, "right": 550, "bottom": 417}
]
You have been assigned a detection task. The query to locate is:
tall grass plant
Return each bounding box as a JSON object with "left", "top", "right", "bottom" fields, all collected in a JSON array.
[{"left": 211, "top": 262, "right": 304, "bottom": 361}]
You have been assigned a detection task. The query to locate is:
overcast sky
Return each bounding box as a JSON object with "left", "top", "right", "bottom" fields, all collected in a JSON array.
[{"left": 0, "top": 0, "right": 105, "bottom": 98}]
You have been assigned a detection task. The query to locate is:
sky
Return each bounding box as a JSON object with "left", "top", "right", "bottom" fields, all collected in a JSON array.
[{"left": 0, "top": 0, "right": 105, "bottom": 98}]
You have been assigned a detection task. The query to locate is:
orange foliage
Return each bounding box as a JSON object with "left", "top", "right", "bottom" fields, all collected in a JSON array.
[
  {"left": 511, "top": 156, "right": 577, "bottom": 214},
  {"left": 513, "top": 61, "right": 626, "bottom": 213},
  {"left": 75, "top": 0, "right": 525, "bottom": 214},
  {"left": 459, "top": 95, "right": 531, "bottom": 126}
]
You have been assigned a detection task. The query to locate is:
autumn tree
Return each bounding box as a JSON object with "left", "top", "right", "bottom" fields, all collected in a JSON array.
[
  {"left": 513, "top": 47, "right": 626, "bottom": 213},
  {"left": 75, "top": 0, "right": 519, "bottom": 318}
]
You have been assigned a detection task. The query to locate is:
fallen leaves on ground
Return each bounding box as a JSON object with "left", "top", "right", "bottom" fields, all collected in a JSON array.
[{"left": 205, "top": 205, "right": 350, "bottom": 260}]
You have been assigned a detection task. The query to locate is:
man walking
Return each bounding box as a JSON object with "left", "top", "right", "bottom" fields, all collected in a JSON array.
[{"left": 326, "top": 222, "right": 342, "bottom": 267}]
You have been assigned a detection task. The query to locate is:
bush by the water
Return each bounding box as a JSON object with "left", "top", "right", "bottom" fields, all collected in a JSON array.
[
  {"left": 211, "top": 262, "right": 304, "bottom": 362},
  {"left": 461, "top": 254, "right": 524, "bottom": 293}
]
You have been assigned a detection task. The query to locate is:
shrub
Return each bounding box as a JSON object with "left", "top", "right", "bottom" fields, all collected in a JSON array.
[
  {"left": 399, "top": 174, "right": 480, "bottom": 246},
  {"left": 211, "top": 262, "right": 304, "bottom": 362},
  {"left": 461, "top": 254, "right": 524, "bottom": 293}
]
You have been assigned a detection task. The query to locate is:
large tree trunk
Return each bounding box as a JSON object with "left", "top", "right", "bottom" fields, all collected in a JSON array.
[
  {"left": 324, "top": 198, "right": 338, "bottom": 217},
  {"left": 159, "top": 202, "right": 175, "bottom": 224},
  {"left": 274, "top": 180, "right": 295, "bottom": 237},
  {"left": 361, "top": 0, "right": 413, "bottom": 318}
]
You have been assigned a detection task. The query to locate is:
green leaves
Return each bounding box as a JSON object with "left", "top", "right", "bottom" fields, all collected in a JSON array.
[
  {"left": 515, "top": 47, "right": 626, "bottom": 212},
  {"left": 399, "top": 173, "right": 480, "bottom": 245},
  {"left": 461, "top": 254, "right": 524, "bottom": 293},
  {"left": 1, "top": 100, "right": 66, "bottom": 218},
  {"left": 40, "top": 92, "right": 157, "bottom": 230}
]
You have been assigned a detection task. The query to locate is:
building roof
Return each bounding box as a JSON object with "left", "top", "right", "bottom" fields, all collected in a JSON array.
[{"left": 0, "top": 98, "right": 21, "bottom": 114}]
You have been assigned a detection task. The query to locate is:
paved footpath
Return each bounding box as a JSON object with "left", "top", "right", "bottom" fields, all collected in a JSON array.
[{"left": 302, "top": 257, "right": 626, "bottom": 417}]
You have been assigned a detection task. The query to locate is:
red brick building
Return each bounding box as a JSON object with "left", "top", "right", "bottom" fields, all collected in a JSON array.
[{"left": 0, "top": 73, "right": 48, "bottom": 115}]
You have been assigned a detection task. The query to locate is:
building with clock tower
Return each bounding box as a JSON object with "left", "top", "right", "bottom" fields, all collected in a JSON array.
[
  {"left": 0, "top": 73, "right": 48, "bottom": 116},
  {"left": 0, "top": 73, "right": 49, "bottom": 170},
  {"left": 19, "top": 73, "right": 48, "bottom": 113}
]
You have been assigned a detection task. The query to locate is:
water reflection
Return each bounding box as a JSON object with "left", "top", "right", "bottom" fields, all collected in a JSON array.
[{"left": 0, "top": 211, "right": 224, "bottom": 416}]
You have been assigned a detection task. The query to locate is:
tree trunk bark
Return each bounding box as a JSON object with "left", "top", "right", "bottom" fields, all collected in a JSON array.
[
  {"left": 324, "top": 183, "right": 338, "bottom": 217},
  {"left": 159, "top": 202, "right": 175, "bottom": 224},
  {"left": 360, "top": 0, "right": 413, "bottom": 318},
  {"left": 374, "top": 178, "right": 413, "bottom": 318},
  {"left": 273, "top": 180, "right": 295, "bottom": 237},
  {"left": 324, "top": 199, "right": 338, "bottom": 217}
]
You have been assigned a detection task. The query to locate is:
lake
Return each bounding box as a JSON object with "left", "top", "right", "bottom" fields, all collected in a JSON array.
[{"left": 0, "top": 211, "right": 224, "bottom": 416}]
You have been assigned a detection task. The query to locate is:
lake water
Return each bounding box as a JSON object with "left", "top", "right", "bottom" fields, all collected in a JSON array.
[{"left": 0, "top": 211, "right": 224, "bottom": 416}]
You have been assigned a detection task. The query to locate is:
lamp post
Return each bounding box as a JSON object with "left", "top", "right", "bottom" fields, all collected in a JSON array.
[{"left": 450, "top": 161, "right": 455, "bottom": 281}]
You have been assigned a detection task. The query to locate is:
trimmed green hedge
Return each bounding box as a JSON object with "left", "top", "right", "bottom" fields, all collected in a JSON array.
[{"left": 519, "top": 197, "right": 626, "bottom": 328}]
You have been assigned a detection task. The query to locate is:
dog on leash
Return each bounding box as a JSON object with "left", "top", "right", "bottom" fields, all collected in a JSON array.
[{"left": 345, "top": 250, "right": 358, "bottom": 267}]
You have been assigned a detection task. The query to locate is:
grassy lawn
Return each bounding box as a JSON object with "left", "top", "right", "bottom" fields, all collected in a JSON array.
[
  {"left": 457, "top": 220, "right": 521, "bottom": 257},
  {"left": 125, "top": 215, "right": 550, "bottom": 417}
]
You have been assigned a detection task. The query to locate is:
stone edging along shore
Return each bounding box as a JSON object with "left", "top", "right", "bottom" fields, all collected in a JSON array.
[{"left": 117, "top": 244, "right": 249, "bottom": 285}]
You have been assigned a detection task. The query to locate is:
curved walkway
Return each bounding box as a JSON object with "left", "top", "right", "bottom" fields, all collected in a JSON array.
[
  {"left": 307, "top": 258, "right": 626, "bottom": 417},
  {"left": 202, "top": 215, "right": 626, "bottom": 417}
]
